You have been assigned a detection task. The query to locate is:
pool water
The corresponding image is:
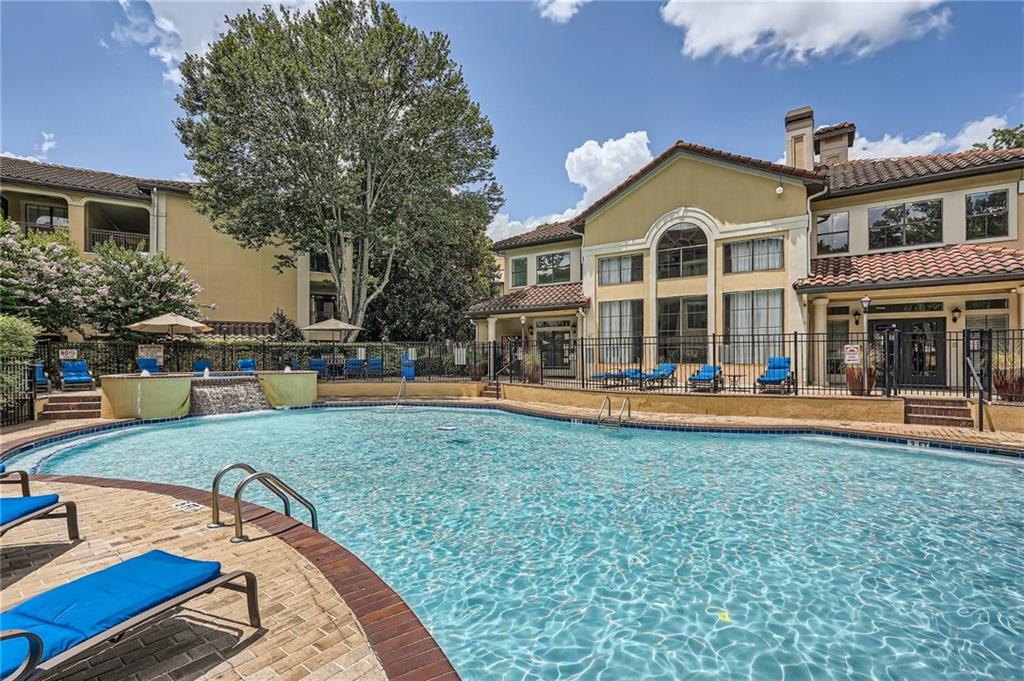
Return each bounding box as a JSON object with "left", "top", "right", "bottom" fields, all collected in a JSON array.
[{"left": 12, "top": 407, "right": 1024, "bottom": 680}]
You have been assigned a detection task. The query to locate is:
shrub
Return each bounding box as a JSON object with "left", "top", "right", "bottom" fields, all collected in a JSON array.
[{"left": 0, "top": 314, "right": 39, "bottom": 360}]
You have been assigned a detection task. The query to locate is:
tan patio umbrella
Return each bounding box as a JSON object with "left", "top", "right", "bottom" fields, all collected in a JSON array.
[
  {"left": 301, "top": 318, "right": 362, "bottom": 341},
  {"left": 128, "top": 313, "right": 212, "bottom": 339}
]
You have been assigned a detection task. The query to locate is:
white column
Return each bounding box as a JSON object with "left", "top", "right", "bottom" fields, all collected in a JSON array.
[
  {"left": 1016, "top": 287, "right": 1024, "bottom": 329},
  {"left": 486, "top": 316, "right": 497, "bottom": 342},
  {"left": 297, "top": 254, "right": 311, "bottom": 326},
  {"left": 812, "top": 297, "right": 829, "bottom": 385}
]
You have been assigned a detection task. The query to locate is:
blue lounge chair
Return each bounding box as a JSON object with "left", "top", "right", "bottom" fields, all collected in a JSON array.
[
  {"left": 237, "top": 358, "right": 257, "bottom": 372},
  {"left": 33, "top": 363, "right": 49, "bottom": 394},
  {"left": 688, "top": 365, "right": 722, "bottom": 392},
  {"left": 0, "top": 550, "right": 259, "bottom": 681},
  {"left": 0, "top": 493, "right": 78, "bottom": 542},
  {"left": 308, "top": 357, "right": 327, "bottom": 380},
  {"left": 0, "top": 463, "right": 30, "bottom": 497},
  {"left": 366, "top": 356, "right": 384, "bottom": 377},
  {"left": 136, "top": 357, "right": 160, "bottom": 374},
  {"left": 639, "top": 363, "right": 678, "bottom": 388},
  {"left": 192, "top": 359, "right": 212, "bottom": 373},
  {"left": 344, "top": 357, "right": 365, "bottom": 378},
  {"left": 755, "top": 356, "right": 794, "bottom": 393},
  {"left": 59, "top": 361, "right": 94, "bottom": 392}
]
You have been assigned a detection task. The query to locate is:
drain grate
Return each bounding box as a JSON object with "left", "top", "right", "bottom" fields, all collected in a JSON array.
[{"left": 172, "top": 501, "right": 205, "bottom": 513}]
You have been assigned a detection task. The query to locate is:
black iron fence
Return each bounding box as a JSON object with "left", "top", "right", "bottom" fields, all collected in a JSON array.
[
  {"left": 27, "top": 329, "right": 1024, "bottom": 403},
  {"left": 1, "top": 359, "right": 35, "bottom": 428},
  {"left": 499, "top": 328, "right": 1024, "bottom": 402},
  {"left": 35, "top": 340, "right": 495, "bottom": 384}
]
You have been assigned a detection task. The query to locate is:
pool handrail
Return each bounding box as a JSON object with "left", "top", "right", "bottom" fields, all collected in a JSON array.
[
  {"left": 231, "top": 471, "right": 318, "bottom": 542},
  {"left": 209, "top": 462, "right": 291, "bottom": 528}
]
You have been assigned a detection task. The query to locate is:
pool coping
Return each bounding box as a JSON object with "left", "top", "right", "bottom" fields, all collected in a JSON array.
[
  {"left": 4, "top": 399, "right": 1022, "bottom": 461},
  {"left": 27, "top": 473, "right": 460, "bottom": 681}
]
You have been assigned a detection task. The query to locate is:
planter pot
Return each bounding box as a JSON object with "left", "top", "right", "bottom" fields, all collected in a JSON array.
[
  {"left": 845, "top": 367, "right": 877, "bottom": 396},
  {"left": 993, "top": 369, "right": 1024, "bottom": 402},
  {"left": 525, "top": 364, "right": 542, "bottom": 384},
  {"left": 467, "top": 363, "right": 487, "bottom": 381}
]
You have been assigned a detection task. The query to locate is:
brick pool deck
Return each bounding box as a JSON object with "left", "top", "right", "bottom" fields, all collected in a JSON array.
[{"left": 0, "top": 476, "right": 458, "bottom": 681}]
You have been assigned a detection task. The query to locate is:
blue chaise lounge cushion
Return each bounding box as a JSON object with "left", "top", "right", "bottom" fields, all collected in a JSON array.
[
  {"left": 238, "top": 358, "right": 257, "bottom": 371},
  {"left": 0, "top": 463, "right": 5, "bottom": 473},
  {"left": 690, "top": 365, "right": 721, "bottom": 382},
  {"left": 0, "top": 494, "right": 59, "bottom": 526},
  {"left": 136, "top": 358, "right": 160, "bottom": 373},
  {"left": 61, "top": 361, "right": 92, "bottom": 384},
  {"left": 0, "top": 550, "right": 221, "bottom": 679},
  {"left": 758, "top": 357, "right": 791, "bottom": 384}
]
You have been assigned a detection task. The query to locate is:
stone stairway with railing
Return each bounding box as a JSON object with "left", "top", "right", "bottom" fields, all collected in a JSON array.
[
  {"left": 482, "top": 381, "right": 501, "bottom": 399},
  {"left": 40, "top": 393, "right": 101, "bottom": 420},
  {"left": 903, "top": 397, "right": 975, "bottom": 429}
]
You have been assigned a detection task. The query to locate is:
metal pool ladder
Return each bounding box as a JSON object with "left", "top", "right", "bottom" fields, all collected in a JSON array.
[
  {"left": 393, "top": 376, "right": 407, "bottom": 412},
  {"left": 597, "top": 396, "right": 631, "bottom": 427},
  {"left": 209, "top": 462, "right": 319, "bottom": 542}
]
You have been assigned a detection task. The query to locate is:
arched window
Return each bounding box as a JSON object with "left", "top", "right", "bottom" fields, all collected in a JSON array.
[{"left": 657, "top": 226, "right": 707, "bottom": 279}]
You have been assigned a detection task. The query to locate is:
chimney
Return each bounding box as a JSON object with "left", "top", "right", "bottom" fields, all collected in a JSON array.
[
  {"left": 814, "top": 122, "right": 856, "bottom": 165},
  {"left": 784, "top": 106, "right": 814, "bottom": 170}
]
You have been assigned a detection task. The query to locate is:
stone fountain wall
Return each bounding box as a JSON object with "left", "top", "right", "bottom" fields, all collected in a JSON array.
[{"left": 189, "top": 376, "right": 270, "bottom": 416}]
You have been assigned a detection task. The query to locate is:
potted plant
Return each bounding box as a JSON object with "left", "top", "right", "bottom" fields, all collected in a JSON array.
[
  {"left": 992, "top": 343, "right": 1023, "bottom": 402},
  {"left": 845, "top": 344, "right": 879, "bottom": 396},
  {"left": 467, "top": 361, "right": 488, "bottom": 381},
  {"left": 523, "top": 347, "right": 542, "bottom": 384}
]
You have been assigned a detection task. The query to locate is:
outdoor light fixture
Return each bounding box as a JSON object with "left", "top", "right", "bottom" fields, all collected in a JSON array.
[
  {"left": 775, "top": 178, "right": 784, "bottom": 196},
  {"left": 853, "top": 310, "right": 862, "bottom": 326},
  {"left": 951, "top": 306, "right": 962, "bottom": 323},
  {"left": 860, "top": 295, "right": 871, "bottom": 314}
]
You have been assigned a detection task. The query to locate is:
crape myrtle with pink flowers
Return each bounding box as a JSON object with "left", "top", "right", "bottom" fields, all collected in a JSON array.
[{"left": 0, "top": 218, "right": 201, "bottom": 338}]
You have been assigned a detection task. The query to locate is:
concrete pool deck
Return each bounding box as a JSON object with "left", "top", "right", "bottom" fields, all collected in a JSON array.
[{"left": 0, "top": 477, "right": 458, "bottom": 681}]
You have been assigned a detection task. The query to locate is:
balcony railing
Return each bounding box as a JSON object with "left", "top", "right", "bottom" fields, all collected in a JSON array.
[{"left": 87, "top": 228, "right": 147, "bottom": 252}]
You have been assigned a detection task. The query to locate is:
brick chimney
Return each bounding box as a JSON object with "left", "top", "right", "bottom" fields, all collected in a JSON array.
[
  {"left": 784, "top": 106, "right": 815, "bottom": 170},
  {"left": 814, "top": 122, "right": 856, "bottom": 164}
]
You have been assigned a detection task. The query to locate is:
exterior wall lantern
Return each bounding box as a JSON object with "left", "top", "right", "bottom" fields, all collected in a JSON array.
[
  {"left": 951, "top": 306, "right": 962, "bottom": 323},
  {"left": 852, "top": 310, "right": 862, "bottom": 326}
]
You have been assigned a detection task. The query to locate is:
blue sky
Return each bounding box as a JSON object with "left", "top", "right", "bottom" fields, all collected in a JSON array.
[{"left": 2, "top": 1, "right": 1021, "bottom": 240}]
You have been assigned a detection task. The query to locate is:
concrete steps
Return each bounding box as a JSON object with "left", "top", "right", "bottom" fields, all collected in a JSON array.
[
  {"left": 904, "top": 397, "right": 974, "bottom": 428},
  {"left": 41, "top": 393, "right": 101, "bottom": 420},
  {"left": 482, "top": 381, "right": 501, "bottom": 399}
]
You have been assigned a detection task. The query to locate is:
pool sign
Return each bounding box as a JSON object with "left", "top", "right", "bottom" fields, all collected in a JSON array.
[
  {"left": 58, "top": 349, "right": 78, "bottom": 360},
  {"left": 843, "top": 344, "right": 862, "bottom": 365}
]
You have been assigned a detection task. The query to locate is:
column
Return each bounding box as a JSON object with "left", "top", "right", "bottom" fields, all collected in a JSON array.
[
  {"left": 296, "top": 254, "right": 311, "bottom": 327},
  {"left": 1016, "top": 287, "right": 1024, "bottom": 329},
  {"left": 812, "top": 297, "right": 829, "bottom": 385},
  {"left": 487, "top": 316, "right": 498, "bottom": 381}
]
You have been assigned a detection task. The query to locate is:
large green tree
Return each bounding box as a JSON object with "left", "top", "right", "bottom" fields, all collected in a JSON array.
[
  {"left": 176, "top": 0, "right": 501, "bottom": 339},
  {"left": 972, "top": 124, "right": 1024, "bottom": 151},
  {"left": 362, "top": 190, "right": 495, "bottom": 340}
]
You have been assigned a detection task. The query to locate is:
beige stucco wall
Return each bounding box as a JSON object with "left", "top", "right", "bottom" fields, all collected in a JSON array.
[
  {"left": 258, "top": 372, "right": 317, "bottom": 407},
  {"left": 100, "top": 375, "right": 192, "bottom": 419},
  {"left": 810, "top": 170, "right": 1024, "bottom": 258},
  {"left": 317, "top": 381, "right": 483, "bottom": 399},
  {"left": 501, "top": 383, "right": 906, "bottom": 423},
  {"left": 583, "top": 153, "right": 808, "bottom": 246},
  {"left": 982, "top": 402, "right": 1024, "bottom": 433},
  {"left": 162, "top": 192, "right": 299, "bottom": 323},
  {"left": 501, "top": 239, "right": 582, "bottom": 292}
]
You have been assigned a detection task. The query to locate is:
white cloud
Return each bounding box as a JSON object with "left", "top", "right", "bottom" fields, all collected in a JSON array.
[
  {"left": 660, "top": 0, "right": 950, "bottom": 63},
  {"left": 488, "top": 131, "right": 653, "bottom": 241},
  {"left": 535, "top": 0, "right": 591, "bottom": 23},
  {"left": 1, "top": 131, "right": 58, "bottom": 162},
  {"left": 850, "top": 114, "right": 1007, "bottom": 159},
  {"left": 111, "top": 1, "right": 316, "bottom": 84}
]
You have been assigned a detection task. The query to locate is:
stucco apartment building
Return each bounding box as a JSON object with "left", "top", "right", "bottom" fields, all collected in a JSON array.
[
  {"left": 470, "top": 106, "right": 1024, "bottom": 385},
  {"left": 0, "top": 156, "right": 349, "bottom": 335}
]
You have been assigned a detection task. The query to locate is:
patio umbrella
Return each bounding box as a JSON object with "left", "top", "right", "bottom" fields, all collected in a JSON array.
[
  {"left": 301, "top": 318, "right": 362, "bottom": 341},
  {"left": 127, "top": 313, "right": 212, "bottom": 339}
]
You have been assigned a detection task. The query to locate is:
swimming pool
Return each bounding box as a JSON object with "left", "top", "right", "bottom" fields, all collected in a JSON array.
[{"left": 9, "top": 407, "right": 1023, "bottom": 680}]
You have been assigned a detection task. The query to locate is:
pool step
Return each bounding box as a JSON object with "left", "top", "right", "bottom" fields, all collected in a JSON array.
[
  {"left": 482, "top": 381, "right": 501, "bottom": 399},
  {"left": 41, "top": 394, "right": 101, "bottom": 420},
  {"left": 903, "top": 398, "right": 974, "bottom": 428}
]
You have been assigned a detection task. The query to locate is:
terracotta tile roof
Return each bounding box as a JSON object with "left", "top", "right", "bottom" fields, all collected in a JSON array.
[
  {"left": 795, "top": 243, "right": 1024, "bottom": 292},
  {"left": 823, "top": 147, "right": 1024, "bottom": 194},
  {"left": 814, "top": 121, "right": 856, "bottom": 139},
  {"left": 0, "top": 156, "right": 193, "bottom": 200},
  {"left": 467, "top": 282, "right": 588, "bottom": 317},
  {"left": 492, "top": 220, "right": 578, "bottom": 251},
  {"left": 567, "top": 140, "right": 825, "bottom": 229}
]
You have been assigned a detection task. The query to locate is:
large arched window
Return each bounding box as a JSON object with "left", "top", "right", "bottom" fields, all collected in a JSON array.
[{"left": 657, "top": 226, "right": 707, "bottom": 279}]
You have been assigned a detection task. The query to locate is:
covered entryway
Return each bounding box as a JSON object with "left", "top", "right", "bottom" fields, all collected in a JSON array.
[{"left": 873, "top": 318, "right": 946, "bottom": 388}]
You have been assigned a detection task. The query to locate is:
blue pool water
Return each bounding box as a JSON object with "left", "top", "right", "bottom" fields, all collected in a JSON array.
[{"left": 10, "top": 407, "right": 1023, "bottom": 680}]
